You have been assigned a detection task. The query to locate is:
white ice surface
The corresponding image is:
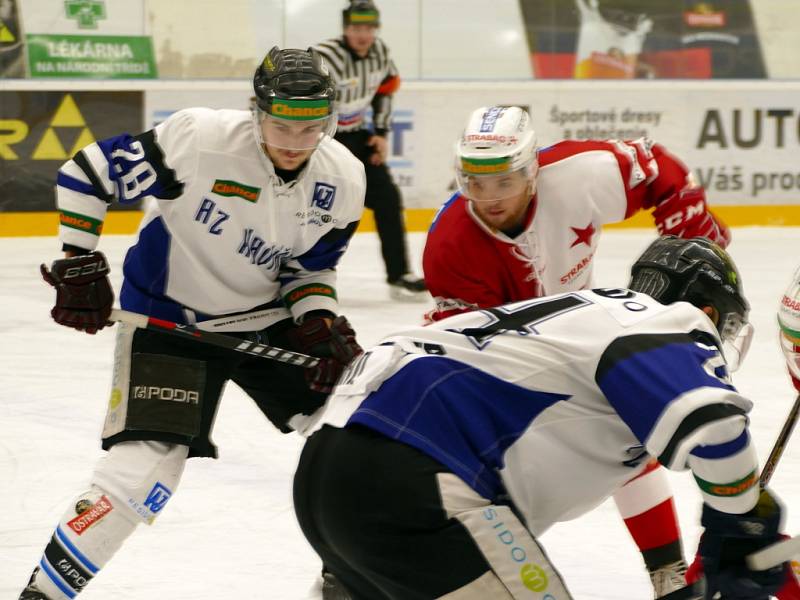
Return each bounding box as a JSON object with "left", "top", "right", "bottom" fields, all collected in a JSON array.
[{"left": 1, "top": 229, "right": 798, "bottom": 599}]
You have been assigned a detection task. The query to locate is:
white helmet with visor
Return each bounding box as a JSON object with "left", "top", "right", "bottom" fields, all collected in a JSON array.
[{"left": 455, "top": 106, "right": 538, "bottom": 203}]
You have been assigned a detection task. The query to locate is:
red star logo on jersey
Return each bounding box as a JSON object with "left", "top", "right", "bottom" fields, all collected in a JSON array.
[{"left": 570, "top": 222, "right": 596, "bottom": 248}]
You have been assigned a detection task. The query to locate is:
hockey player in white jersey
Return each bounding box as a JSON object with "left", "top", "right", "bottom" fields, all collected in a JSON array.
[
  {"left": 19, "top": 47, "right": 365, "bottom": 600},
  {"left": 292, "top": 236, "right": 791, "bottom": 600}
]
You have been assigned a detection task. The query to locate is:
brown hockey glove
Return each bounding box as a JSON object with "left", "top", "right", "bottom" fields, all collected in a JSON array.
[
  {"left": 40, "top": 251, "right": 114, "bottom": 334},
  {"left": 288, "top": 315, "right": 363, "bottom": 393}
]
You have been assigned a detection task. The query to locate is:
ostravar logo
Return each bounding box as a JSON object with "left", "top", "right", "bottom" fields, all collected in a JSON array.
[{"left": 0, "top": 94, "right": 96, "bottom": 160}]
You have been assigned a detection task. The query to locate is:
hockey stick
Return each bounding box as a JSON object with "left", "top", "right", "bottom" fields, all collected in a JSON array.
[
  {"left": 109, "top": 309, "right": 320, "bottom": 368},
  {"left": 758, "top": 392, "right": 800, "bottom": 487},
  {"left": 747, "top": 534, "right": 800, "bottom": 571}
]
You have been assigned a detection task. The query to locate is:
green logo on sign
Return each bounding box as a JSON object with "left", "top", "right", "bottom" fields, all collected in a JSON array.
[{"left": 65, "top": 0, "right": 106, "bottom": 29}]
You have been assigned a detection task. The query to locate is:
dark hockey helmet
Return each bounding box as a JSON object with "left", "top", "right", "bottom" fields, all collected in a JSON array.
[
  {"left": 253, "top": 46, "right": 337, "bottom": 149},
  {"left": 629, "top": 236, "right": 752, "bottom": 367},
  {"left": 253, "top": 46, "right": 336, "bottom": 117},
  {"left": 343, "top": 0, "right": 380, "bottom": 27}
]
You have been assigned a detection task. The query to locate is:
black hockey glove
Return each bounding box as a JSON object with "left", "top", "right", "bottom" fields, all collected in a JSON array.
[
  {"left": 40, "top": 251, "right": 114, "bottom": 335},
  {"left": 699, "top": 488, "right": 787, "bottom": 600},
  {"left": 287, "top": 314, "right": 363, "bottom": 393}
]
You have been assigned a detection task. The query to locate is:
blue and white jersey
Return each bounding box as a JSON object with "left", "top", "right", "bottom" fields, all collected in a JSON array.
[
  {"left": 297, "top": 289, "right": 759, "bottom": 534},
  {"left": 56, "top": 108, "right": 366, "bottom": 327}
]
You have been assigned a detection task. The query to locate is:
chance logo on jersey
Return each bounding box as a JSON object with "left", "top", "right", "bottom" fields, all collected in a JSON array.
[
  {"left": 312, "top": 182, "right": 336, "bottom": 210},
  {"left": 211, "top": 179, "right": 261, "bottom": 203}
]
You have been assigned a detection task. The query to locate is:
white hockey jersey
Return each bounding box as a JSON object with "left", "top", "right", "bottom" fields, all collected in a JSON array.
[
  {"left": 298, "top": 289, "right": 759, "bottom": 534},
  {"left": 55, "top": 108, "right": 366, "bottom": 327}
]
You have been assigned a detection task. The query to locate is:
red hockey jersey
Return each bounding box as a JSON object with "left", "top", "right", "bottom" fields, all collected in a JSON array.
[{"left": 423, "top": 138, "right": 727, "bottom": 321}]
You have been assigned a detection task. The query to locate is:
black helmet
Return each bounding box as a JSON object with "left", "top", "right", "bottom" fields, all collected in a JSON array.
[
  {"left": 342, "top": 0, "right": 380, "bottom": 27},
  {"left": 629, "top": 236, "right": 749, "bottom": 343},
  {"left": 253, "top": 46, "right": 336, "bottom": 119}
]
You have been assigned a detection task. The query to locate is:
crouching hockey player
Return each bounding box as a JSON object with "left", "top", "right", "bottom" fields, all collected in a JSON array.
[{"left": 292, "top": 236, "right": 792, "bottom": 599}]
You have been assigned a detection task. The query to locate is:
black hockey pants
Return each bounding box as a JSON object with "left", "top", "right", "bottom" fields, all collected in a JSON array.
[{"left": 335, "top": 129, "right": 410, "bottom": 282}]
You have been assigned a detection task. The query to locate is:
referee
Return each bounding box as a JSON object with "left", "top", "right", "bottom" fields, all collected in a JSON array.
[{"left": 314, "top": 0, "right": 427, "bottom": 301}]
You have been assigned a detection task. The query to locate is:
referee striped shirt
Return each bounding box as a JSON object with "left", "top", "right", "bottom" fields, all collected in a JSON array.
[{"left": 313, "top": 37, "right": 400, "bottom": 135}]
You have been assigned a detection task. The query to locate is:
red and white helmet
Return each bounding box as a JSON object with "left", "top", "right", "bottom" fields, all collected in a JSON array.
[{"left": 455, "top": 106, "right": 539, "bottom": 199}]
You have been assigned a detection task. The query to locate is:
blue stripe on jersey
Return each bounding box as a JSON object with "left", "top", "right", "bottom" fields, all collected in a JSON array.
[
  {"left": 347, "top": 356, "right": 570, "bottom": 499},
  {"left": 295, "top": 220, "right": 358, "bottom": 272},
  {"left": 597, "top": 339, "right": 734, "bottom": 444},
  {"left": 56, "top": 171, "right": 102, "bottom": 198},
  {"left": 427, "top": 192, "right": 462, "bottom": 234},
  {"left": 690, "top": 429, "right": 749, "bottom": 459},
  {"left": 119, "top": 217, "right": 180, "bottom": 320}
]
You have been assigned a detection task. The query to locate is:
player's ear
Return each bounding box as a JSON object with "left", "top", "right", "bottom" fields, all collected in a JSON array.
[{"left": 702, "top": 305, "right": 719, "bottom": 324}]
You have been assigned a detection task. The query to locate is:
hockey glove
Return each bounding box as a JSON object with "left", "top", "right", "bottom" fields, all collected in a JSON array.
[
  {"left": 699, "top": 489, "right": 787, "bottom": 600},
  {"left": 288, "top": 315, "right": 363, "bottom": 393},
  {"left": 778, "top": 265, "right": 800, "bottom": 392},
  {"left": 688, "top": 540, "right": 800, "bottom": 600},
  {"left": 653, "top": 187, "right": 731, "bottom": 248},
  {"left": 40, "top": 251, "right": 114, "bottom": 335}
]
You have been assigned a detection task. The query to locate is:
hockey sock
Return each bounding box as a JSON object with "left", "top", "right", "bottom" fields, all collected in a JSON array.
[
  {"left": 29, "top": 487, "right": 138, "bottom": 599},
  {"left": 613, "top": 460, "right": 684, "bottom": 571},
  {"left": 28, "top": 441, "right": 188, "bottom": 599}
]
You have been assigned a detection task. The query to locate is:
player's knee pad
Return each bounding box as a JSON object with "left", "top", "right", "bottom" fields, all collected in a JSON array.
[{"left": 92, "top": 439, "right": 189, "bottom": 524}]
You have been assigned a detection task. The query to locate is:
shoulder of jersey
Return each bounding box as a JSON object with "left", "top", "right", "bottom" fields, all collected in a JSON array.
[
  {"left": 317, "top": 38, "right": 345, "bottom": 52},
  {"left": 586, "top": 288, "right": 719, "bottom": 336},
  {"left": 428, "top": 193, "right": 472, "bottom": 238},
  {"left": 538, "top": 139, "right": 620, "bottom": 169},
  {"left": 318, "top": 137, "right": 366, "bottom": 179},
  {"left": 373, "top": 37, "right": 389, "bottom": 53},
  {"left": 162, "top": 107, "right": 253, "bottom": 153}
]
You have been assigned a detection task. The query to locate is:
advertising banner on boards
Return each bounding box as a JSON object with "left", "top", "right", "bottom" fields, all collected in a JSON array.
[
  {"left": 519, "top": 0, "right": 767, "bottom": 79},
  {"left": 388, "top": 82, "right": 800, "bottom": 209},
  {"left": 0, "top": 90, "right": 143, "bottom": 211},
  {"left": 20, "top": 0, "right": 157, "bottom": 78}
]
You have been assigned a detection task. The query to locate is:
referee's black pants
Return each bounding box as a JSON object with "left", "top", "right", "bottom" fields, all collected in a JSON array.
[{"left": 335, "top": 130, "right": 410, "bottom": 283}]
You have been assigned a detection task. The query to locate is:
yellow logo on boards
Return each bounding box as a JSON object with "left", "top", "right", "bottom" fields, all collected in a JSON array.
[
  {"left": 32, "top": 94, "right": 96, "bottom": 159},
  {"left": 1, "top": 94, "right": 95, "bottom": 160},
  {"left": 0, "top": 19, "right": 15, "bottom": 42}
]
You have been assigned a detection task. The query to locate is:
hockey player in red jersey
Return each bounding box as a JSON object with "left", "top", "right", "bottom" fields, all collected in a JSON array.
[{"left": 423, "top": 106, "right": 731, "bottom": 599}]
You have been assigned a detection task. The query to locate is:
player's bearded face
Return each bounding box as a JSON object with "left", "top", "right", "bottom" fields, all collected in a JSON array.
[
  {"left": 465, "top": 171, "right": 533, "bottom": 231},
  {"left": 261, "top": 115, "right": 328, "bottom": 170}
]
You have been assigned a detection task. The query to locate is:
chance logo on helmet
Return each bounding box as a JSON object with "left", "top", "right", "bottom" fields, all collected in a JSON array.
[{"left": 271, "top": 99, "right": 330, "bottom": 120}]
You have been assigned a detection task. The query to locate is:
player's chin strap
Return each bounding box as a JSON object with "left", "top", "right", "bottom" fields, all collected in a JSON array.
[{"left": 109, "top": 309, "right": 320, "bottom": 368}]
